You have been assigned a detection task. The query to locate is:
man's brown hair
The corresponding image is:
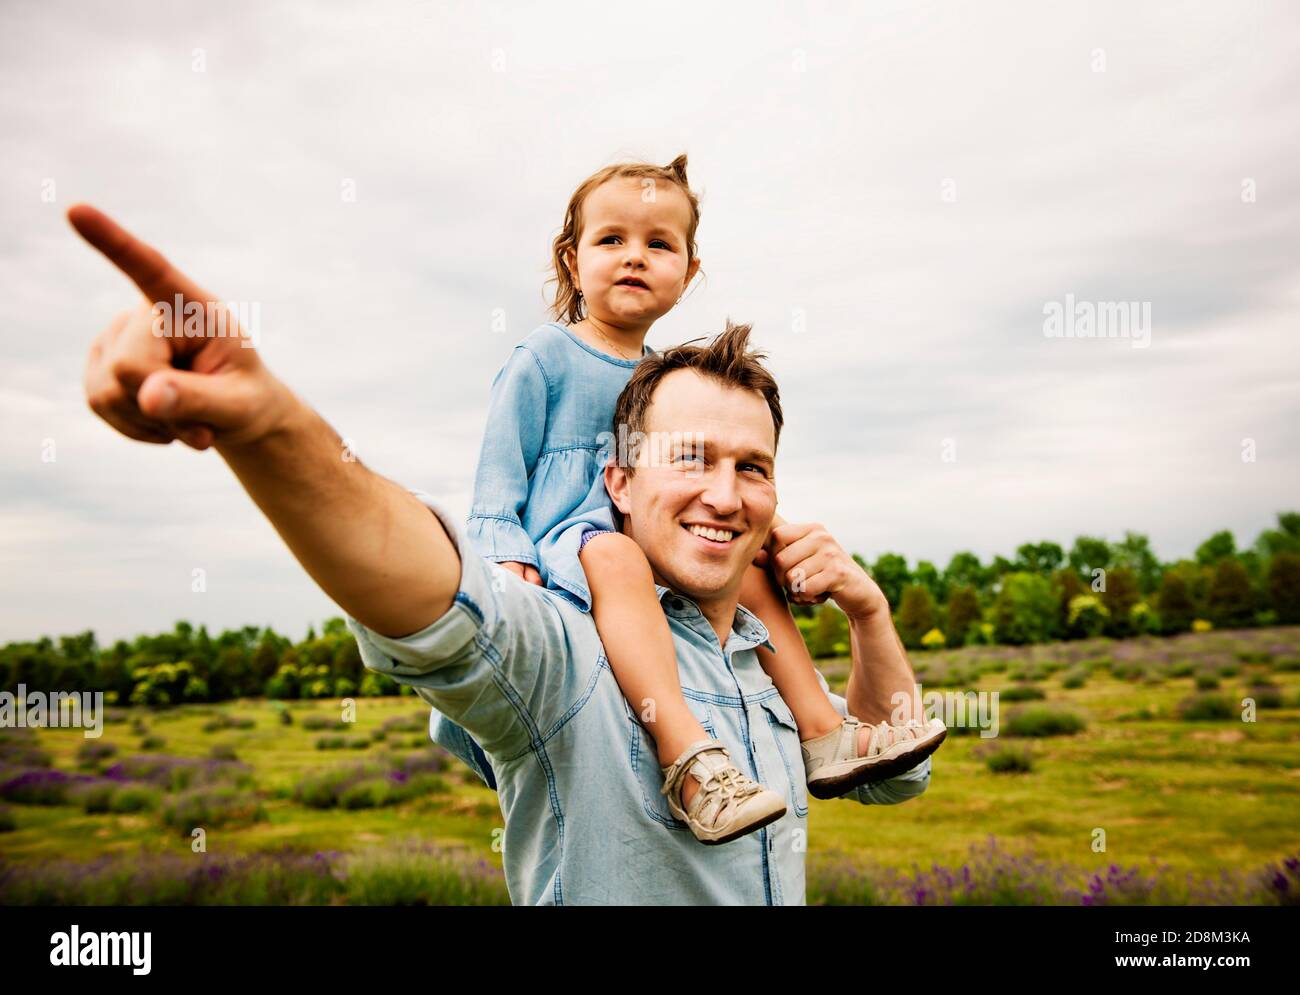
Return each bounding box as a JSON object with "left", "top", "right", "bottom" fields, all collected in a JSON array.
[
  {"left": 608, "top": 319, "right": 783, "bottom": 526},
  {"left": 547, "top": 154, "right": 703, "bottom": 324}
]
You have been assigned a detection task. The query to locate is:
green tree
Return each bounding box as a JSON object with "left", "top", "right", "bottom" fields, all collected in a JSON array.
[
  {"left": 992, "top": 572, "right": 1058, "bottom": 645},
  {"left": 1050, "top": 568, "right": 1086, "bottom": 636},
  {"left": 1196, "top": 530, "right": 1236, "bottom": 566},
  {"left": 1267, "top": 551, "right": 1300, "bottom": 624},
  {"left": 1252, "top": 512, "right": 1300, "bottom": 559},
  {"left": 1101, "top": 566, "right": 1141, "bottom": 637},
  {"left": 1015, "top": 542, "right": 1064, "bottom": 576},
  {"left": 943, "top": 585, "right": 982, "bottom": 646},
  {"left": 943, "top": 552, "right": 986, "bottom": 598},
  {"left": 896, "top": 585, "right": 938, "bottom": 649},
  {"left": 1207, "top": 559, "right": 1255, "bottom": 629},
  {"left": 1156, "top": 570, "right": 1196, "bottom": 634},
  {"left": 1068, "top": 536, "right": 1111, "bottom": 581},
  {"left": 912, "top": 560, "right": 945, "bottom": 605},
  {"left": 808, "top": 604, "right": 849, "bottom": 658},
  {"left": 870, "top": 553, "right": 911, "bottom": 612},
  {"left": 1112, "top": 531, "right": 1162, "bottom": 593}
]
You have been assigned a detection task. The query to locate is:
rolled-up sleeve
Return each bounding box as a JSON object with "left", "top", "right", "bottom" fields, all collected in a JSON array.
[
  {"left": 815, "top": 669, "right": 932, "bottom": 805},
  {"left": 345, "top": 487, "right": 573, "bottom": 761}
]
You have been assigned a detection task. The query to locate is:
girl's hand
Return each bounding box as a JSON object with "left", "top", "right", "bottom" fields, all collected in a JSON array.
[
  {"left": 499, "top": 561, "right": 543, "bottom": 586},
  {"left": 751, "top": 511, "right": 788, "bottom": 569}
]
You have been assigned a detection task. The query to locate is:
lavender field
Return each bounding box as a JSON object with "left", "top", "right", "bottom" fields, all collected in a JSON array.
[{"left": 3, "top": 626, "right": 1299, "bottom": 905}]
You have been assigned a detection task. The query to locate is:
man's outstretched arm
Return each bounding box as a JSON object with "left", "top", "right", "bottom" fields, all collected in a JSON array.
[{"left": 69, "top": 202, "right": 459, "bottom": 638}]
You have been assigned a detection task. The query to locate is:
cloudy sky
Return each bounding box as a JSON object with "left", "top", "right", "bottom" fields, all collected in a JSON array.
[{"left": 2, "top": 1, "right": 1297, "bottom": 645}]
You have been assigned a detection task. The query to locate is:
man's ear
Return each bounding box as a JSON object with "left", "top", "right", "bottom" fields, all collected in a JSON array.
[{"left": 605, "top": 460, "right": 631, "bottom": 517}]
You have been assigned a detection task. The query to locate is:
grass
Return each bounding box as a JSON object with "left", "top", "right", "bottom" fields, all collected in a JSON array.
[{"left": 2, "top": 626, "right": 1299, "bottom": 902}]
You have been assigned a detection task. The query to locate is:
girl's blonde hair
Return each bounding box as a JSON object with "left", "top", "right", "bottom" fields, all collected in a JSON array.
[{"left": 547, "top": 154, "right": 702, "bottom": 324}]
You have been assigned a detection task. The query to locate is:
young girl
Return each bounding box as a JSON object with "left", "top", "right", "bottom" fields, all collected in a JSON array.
[{"left": 455, "top": 154, "right": 946, "bottom": 845}]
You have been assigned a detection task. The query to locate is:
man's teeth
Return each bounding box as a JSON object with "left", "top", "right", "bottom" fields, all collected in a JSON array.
[{"left": 686, "top": 524, "right": 734, "bottom": 543}]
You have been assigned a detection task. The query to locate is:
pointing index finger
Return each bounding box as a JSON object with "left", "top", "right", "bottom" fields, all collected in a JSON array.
[{"left": 67, "top": 203, "right": 210, "bottom": 304}]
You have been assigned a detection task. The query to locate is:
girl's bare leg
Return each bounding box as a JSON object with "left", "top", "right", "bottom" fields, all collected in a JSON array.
[
  {"left": 581, "top": 531, "right": 710, "bottom": 806},
  {"left": 739, "top": 561, "right": 845, "bottom": 741}
]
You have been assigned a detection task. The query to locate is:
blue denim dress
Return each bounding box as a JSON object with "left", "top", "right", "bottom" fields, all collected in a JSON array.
[
  {"left": 449, "top": 322, "right": 652, "bottom": 787},
  {"left": 464, "top": 322, "right": 651, "bottom": 609}
]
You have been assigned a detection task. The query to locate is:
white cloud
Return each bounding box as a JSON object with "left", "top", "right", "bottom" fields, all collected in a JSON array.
[{"left": 2, "top": 0, "right": 1297, "bottom": 642}]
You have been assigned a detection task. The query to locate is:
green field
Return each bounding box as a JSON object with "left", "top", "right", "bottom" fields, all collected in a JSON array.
[{"left": 3, "top": 626, "right": 1298, "bottom": 904}]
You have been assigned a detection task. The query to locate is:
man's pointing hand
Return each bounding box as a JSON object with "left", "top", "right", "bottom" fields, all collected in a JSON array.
[{"left": 69, "top": 203, "right": 291, "bottom": 451}]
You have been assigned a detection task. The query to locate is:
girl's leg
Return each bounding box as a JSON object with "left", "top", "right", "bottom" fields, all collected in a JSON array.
[
  {"left": 739, "top": 560, "right": 844, "bottom": 741},
  {"left": 581, "top": 531, "right": 710, "bottom": 806}
]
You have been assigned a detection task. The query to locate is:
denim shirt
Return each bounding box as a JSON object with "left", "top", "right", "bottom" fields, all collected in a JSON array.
[
  {"left": 345, "top": 488, "right": 933, "bottom": 906},
  {"left": 464, "top": 321, "right": 652, "bottom": 614}
]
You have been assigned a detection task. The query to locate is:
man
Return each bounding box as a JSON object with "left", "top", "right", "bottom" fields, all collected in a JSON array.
[{"left": 71, "top": 203, "right": 933, "bottom": 905}]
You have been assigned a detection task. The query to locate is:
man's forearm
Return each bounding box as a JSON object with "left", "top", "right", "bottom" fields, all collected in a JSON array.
[
  {"left": 844, "top": 609, "right": 919, "bottom": 724},
  {"left": 214, "top": 384, "right": 461, "bottom": 637}
]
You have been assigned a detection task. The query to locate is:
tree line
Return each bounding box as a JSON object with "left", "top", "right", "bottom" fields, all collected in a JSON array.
[{"left": 3, "top": 513, "right": 1298, "bottom": 701}]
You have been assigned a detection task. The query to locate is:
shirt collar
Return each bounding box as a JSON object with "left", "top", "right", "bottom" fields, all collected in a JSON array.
[{"left": 653, "top": 584, "right": 776, "bottom": 654}]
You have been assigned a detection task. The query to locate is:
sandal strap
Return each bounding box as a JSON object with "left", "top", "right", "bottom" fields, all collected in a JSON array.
[{"left": 660, "top": 739, "right": 763, "bottom": 821}]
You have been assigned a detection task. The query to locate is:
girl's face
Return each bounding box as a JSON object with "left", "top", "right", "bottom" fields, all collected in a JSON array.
[{"left": 566, "top": 177, "right": 701, "bottom": 331}]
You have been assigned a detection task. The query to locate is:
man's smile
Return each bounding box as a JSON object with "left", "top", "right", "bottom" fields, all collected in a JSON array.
[{"left": 681, "top": 522, "right": 741, "bottom": 549}]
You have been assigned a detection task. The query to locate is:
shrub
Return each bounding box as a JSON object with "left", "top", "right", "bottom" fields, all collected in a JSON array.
[
  {"left": 1192, "top": 619, "right": 1213, "bottom": 633},
  {"left": 1005, "top": 707, "right": 1085, "bottom": 738},
  {"left": 109, "top": 784, "right": 161, "bottom": 813},
  {"left": 1177, "top": 694, "right": 1235, "bottom": 721},
  {"left": 983, "top": 745, "right": 1034, "bottom": 774},
  {"left": 1195, "top": 674, "right": 1221, "bottom": 690},
  {"left": 1067, "top": 595, "right": 1109, "bottom": 639},
  {"left": 160, "top": 785, "right": 267, "bottom": 835},
  {"left": 0, "top": 806, "right": 14, "bottom": 832},
  {"left": 1245, "top": 684, "right": 1283, "bottom": 710},
  {"left": 71, "top": 780, "right": 119, "bottom": 814},
  {"left": 0, "top": 732, "right": 52, "bottom": 769},
  {"left": 1000, "top": 685, "right": 1046, "bottom": 702},
  {"left": 103, "top": 754, "right": 254, "bottom": 793},
  {"left": 1237, "top": 650, "right": 1274, "bottom": 664},
  {"left": 140, "top": 736, "right": 166, "bottom": 750},
  {"left": 1, "top": 769, "right": 97, "bottom": 805},
  {"left": 76, "top": 740, "right": 118, "bottom": 768},
  {"left": 1168, "top": 660, "right": 1196, "bottom": 678},
  {"left": 993, "top": 573, "right": 1059, "bottom": 645},
  {"left": 302, "top": 715, "right": 349, "bottom": 731},
  {"left": 201, "top": 714, "right": 255, "bottom": 733},
  {"left": 209, "top": 744, "right": 239, "bottom": 762},
  {"left": 293, "top": 755, "right": 450, "bottom": 810},
  {"left": 921, "top": 628, "right": 947, "bottom": 650},
  {"left": 1061, "top": 668, "right": 1088, "bottom": 689}
]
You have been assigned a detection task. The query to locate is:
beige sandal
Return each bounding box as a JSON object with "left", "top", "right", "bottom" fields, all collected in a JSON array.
[
  {"left": 660, "top": 738, "right": 787, "bottom": 845},
  {"left": 802, "top": 717, "right": 947, "bottom": 799}
]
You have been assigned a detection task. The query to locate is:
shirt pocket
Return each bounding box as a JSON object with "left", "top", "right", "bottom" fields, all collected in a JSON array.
[
  {"left": 622, "top": 694, "right": 717, "bottom": 829},
  {"left": 758, "top": 696, "right": 809, "bottom": 818}
]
